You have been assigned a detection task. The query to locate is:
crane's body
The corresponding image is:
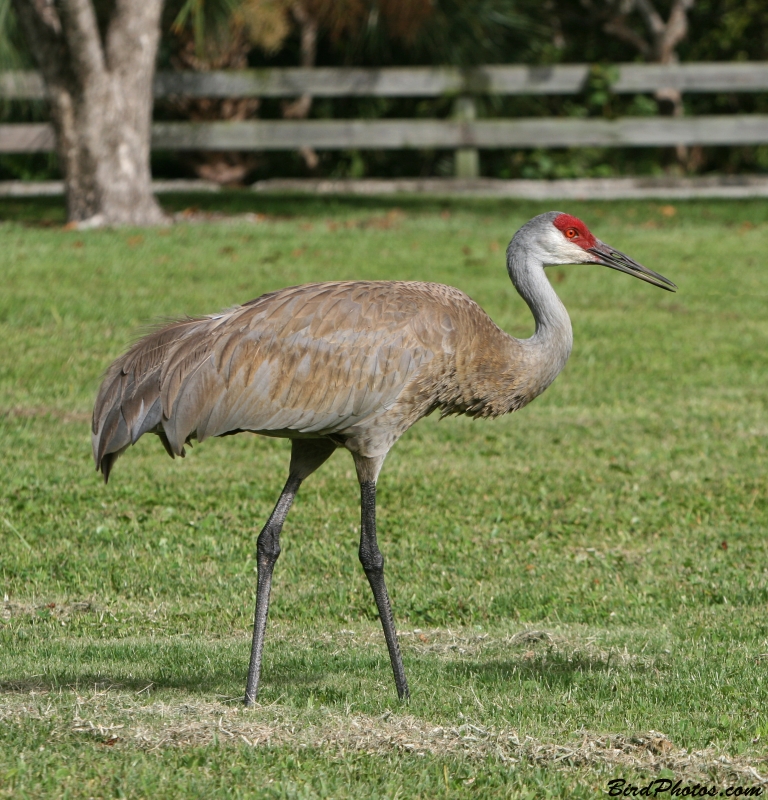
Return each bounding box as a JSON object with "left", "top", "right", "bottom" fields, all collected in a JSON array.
[
  {"left": 92, "top": 211, "right": 675, "bottom": 704},
  {"left": 93, "top": 280, "right": 561, "bottom": 475}
]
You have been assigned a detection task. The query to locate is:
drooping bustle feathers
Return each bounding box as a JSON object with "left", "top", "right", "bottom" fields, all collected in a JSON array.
[{"left": 92, "top": 317, "right": 203, "bottom": 481}]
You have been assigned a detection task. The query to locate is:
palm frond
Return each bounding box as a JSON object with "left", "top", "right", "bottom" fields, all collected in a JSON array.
[
  {"left": 170, "top": 0, "right": 244, "bottom": 56},
  {"left": 0, "top": 0, "right": 33, "bottom": 71}
]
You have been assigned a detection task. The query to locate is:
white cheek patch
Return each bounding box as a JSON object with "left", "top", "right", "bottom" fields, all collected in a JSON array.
[
  {"left": 541, "top": 228, "right": 592, "bottom": 265},
  {"left": 565, "top": 241, "right": 592, "bottom": 261}
]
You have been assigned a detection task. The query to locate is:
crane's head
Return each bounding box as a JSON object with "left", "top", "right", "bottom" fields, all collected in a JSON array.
[{"left": 511, "top": 211, "right": 676, "bottom": 292}]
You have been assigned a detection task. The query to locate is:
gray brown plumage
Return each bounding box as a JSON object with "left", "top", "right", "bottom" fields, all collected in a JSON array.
[
  {"left": 92, "top": 211, "right": 676, "bottom": 704},
  {"left": 93, "top": 280, "right": 539, "bottom": 480}
]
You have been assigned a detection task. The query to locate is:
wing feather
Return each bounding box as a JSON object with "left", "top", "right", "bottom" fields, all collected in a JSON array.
[{"left": 91, "top": 281, "right": 470, "bottom": 478}]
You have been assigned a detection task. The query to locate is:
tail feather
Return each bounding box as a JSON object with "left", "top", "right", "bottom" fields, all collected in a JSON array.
[
  {"left": 121, "top": 372, "right": 163, "bottom": 444},
  {"left": 91, "top": 363, "right": 124, "bottom": 436},
  {"left": 130, "top": 396, "right": 163, "bottom": 445},
  {"left": 158, "top": 431, "right": 183, "bottom": 460},
  {"left": 95, "top": 401, "right": 129, "bottom": 465},
  {"left": 100, "top": 450, "right": 123, "bottom": 483},
  {"left": 92, "top": 316, "right": 209, "bottom": 479}
]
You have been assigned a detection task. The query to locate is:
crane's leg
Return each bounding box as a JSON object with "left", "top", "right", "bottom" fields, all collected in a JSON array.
[
  {"left": 354, "top": 454, "right": 410, "bottom": 700},
  {"left": 244, "top": 438, "right": 336, "bottom": 706}
]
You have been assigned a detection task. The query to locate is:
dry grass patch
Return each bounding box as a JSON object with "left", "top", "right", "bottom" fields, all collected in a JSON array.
[
  {"left": 0, "top": 406, "right": 90, "bottom": 424},
  {"left": 2, "top": 600, "right": 94, "bottom": 624},
  {"left": 2, "top": 689, "right": 767, "bottom": 785},
  {"left": 400, "top": 626, "right": 653, "bottom": 673}
]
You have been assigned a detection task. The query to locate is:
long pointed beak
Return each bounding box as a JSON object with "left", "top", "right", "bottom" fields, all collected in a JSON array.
[{"left": 588, "top": 241, "right": 677, "bottom": 292}]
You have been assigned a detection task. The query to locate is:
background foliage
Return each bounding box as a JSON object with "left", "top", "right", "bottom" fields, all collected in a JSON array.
[{"left": 1, "top": 0, "right": 768, "bottom": 182}]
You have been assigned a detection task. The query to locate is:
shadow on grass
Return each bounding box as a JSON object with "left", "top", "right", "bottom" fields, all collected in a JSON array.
[
  {"left": 0, "top": 191, "right": 464, "bottom": 226},
  {"left": 447, "top": 652, "right": 624, "bottom": 690},
  {"left": 0, "top": 637, "right": 247, "bottom": 695},
  {"left": 2, "top": 191, "right": 767, "bottom": 227},
  {"left": 0, "top": 638, "right": 356, "bottom": 698},
  {"left": 0, "top": 195, "right": 67, "bottom": 225},
  {"left": 0, "top": 671, "right": 244, "bottom": 697},
  {"left": 2, "top": 633, "right": 648, "bottom": 700}
]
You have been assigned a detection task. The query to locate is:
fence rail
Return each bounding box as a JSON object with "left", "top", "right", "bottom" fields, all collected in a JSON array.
[
  {"left": 2, "top": 63, "right": 767, "bottom": 177},
  {"left": 3, "top": 115, "right": 767, "bottom": 155},
  {"left": 3, "top": 63, "right": 768, "bottom": 99}
]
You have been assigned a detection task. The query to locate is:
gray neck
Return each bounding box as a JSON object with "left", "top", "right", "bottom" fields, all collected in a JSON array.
[{"left": 507, "top": 248, "right": 573, "bottom": 395}]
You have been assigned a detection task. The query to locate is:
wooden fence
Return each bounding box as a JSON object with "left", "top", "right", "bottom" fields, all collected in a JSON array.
[{"left": 1, "top": 63, "right": 767, "bottom": 178}]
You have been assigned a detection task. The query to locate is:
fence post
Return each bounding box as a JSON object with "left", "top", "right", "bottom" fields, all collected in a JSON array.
[{"left": 453, "top": 95, "right": 479, "bottom": 178}]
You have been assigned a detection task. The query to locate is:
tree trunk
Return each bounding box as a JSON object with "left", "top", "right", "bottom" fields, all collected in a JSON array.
[
  {"left": 283, "top": 1, "right": 319, "bottom": 170},
  {"left": 167, "top": 30, "right": 260, "bottom": 186},
  {"left": 604, "top": 0, "right": 695, "bottom": 166},
  {"left": 12, "top": 0, "right": 166, "bottom": 226}
]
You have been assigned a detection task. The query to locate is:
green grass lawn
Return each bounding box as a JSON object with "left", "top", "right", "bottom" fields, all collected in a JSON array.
[{"left": 1, "top": 194, "right": 767, "bottom": 798}]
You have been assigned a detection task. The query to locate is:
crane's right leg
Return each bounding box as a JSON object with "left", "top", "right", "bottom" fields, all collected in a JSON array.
[
  {"left": 354, "top": 453, "right": 410, "bottom": 701},
  {"left": 244, "top": 438, "right": 336, "bottom": 706}
]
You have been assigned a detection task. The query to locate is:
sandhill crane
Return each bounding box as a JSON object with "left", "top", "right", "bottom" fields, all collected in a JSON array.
[{"left": 92, "top": 211, "right": 675, "bottom": 705}]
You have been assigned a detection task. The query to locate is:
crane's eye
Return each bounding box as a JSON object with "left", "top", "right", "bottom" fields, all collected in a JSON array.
[{"left": 565, "top": 228, "right": 579, "bottom": 239}]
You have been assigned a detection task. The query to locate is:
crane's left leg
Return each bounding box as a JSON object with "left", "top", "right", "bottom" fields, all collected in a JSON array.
[
  {"left": 354, "top": 454, "right": 410, "bottom": 700},
  {"left": 244, "top": 438, "right": 336, "bottom": 706}
]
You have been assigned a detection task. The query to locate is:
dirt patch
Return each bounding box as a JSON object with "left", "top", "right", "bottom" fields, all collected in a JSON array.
[
  {"left": 1, "top": 406, "right": 90, "bottom": 424},
  {"left": 2, "top": 600, "right": 93, "bottom": 624},
  {"left": 173, "top": 209, "right": 268, "bottom": 225}
]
